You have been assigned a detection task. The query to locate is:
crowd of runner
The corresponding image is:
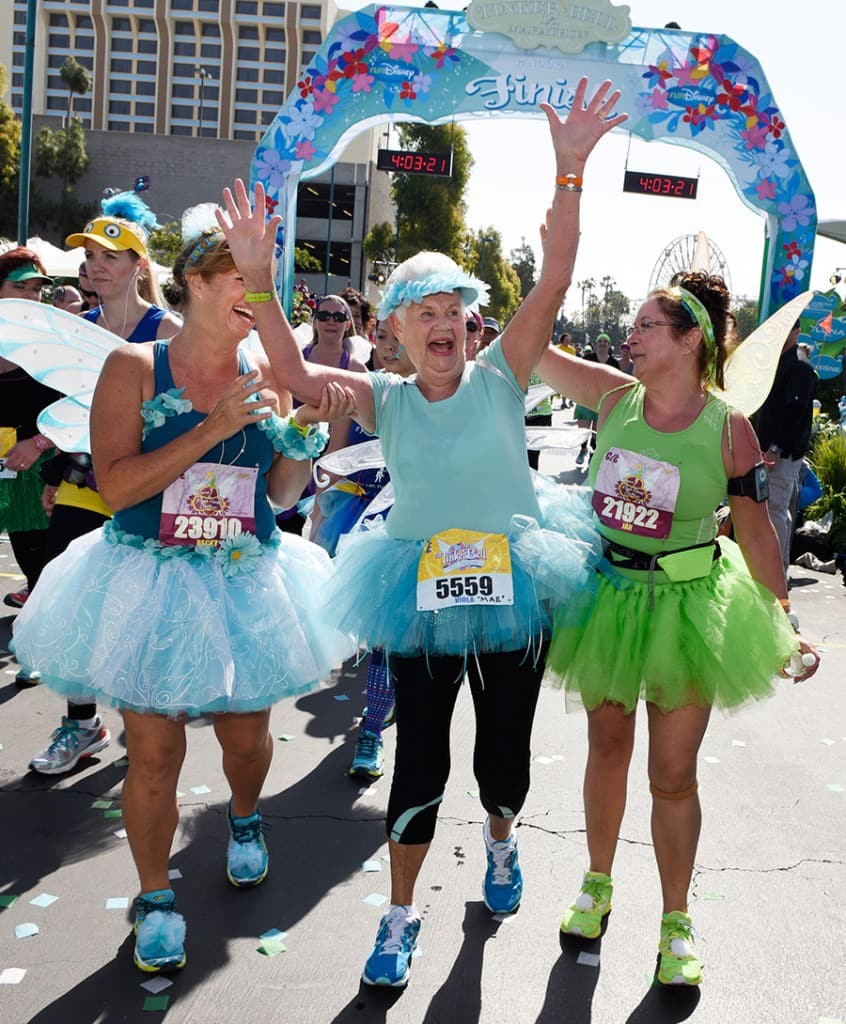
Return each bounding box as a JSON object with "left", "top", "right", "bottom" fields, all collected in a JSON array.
[{"left": 1, "top": 79, "right": 819, "bottom": 992}]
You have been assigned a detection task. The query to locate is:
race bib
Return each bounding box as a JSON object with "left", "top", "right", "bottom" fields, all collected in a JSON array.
[
  {"left": 160, "top": 462, "right": 258, "bottom": 547},
  {"left": 592, "top": 447, "right": 681, "bottom": 540},
  {"left": 0, "top": 427, "right": 18, "bottom": 479},
  {"left": 417, "top": 528, "right": 513, "bottom": 611}
]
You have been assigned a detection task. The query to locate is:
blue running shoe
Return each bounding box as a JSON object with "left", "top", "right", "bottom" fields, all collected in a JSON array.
[
  {"left": 483, "top": 828, "right": 523, "bottom": 914},
  {"left": 348, "top": 729, "right": 384, "bottom": 779},
  {"left": 227, "top": 805, "right": 269, "bottom": 888},
  {"left": 362, "top": 906, "right": 421, "bottom": 987},
  {"left": 133, "top": 889, "right": 186, "bottom": 973}
]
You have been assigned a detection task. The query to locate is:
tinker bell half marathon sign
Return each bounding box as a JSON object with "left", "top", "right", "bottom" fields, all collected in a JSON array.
[{"left": 250, "top": 2, "right": 816, "bottom": 322}]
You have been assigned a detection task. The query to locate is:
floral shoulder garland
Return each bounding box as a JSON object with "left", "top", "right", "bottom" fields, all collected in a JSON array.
[
  {"left": 140, "top": 387, "right": 193, "bottom": 440},
  {"left": 103, "top": 518, "right": 281, "bottom": 576}
]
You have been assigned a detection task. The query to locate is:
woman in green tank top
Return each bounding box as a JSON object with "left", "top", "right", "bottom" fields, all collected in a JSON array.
[{"left": 536, "top": 270, "right": 819, "bottom": 987}]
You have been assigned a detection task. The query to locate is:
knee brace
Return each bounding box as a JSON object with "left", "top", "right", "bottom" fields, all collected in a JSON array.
[{"left": 649, "top": 779, "right": 698, "bottom": 801}]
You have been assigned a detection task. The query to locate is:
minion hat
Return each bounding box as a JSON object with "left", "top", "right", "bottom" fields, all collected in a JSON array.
[{"left": 66, "top": 217, "right": 149, "bottom": 258}]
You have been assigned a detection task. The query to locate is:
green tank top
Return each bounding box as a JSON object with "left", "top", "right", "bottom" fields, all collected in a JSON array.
[{"left": 589, "top": 381, "right": 729, "bottom": 557}]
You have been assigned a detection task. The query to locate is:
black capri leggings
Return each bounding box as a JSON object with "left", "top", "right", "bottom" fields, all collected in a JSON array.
[{"left": 386, "top": 644, "right": 547, "bottom": 845}]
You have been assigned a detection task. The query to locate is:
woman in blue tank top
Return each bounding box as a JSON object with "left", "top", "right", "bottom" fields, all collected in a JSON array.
[
  {"left": 219, "top": 78, "right": 625, "bottom": 990},
  {"left": 13, "top": 226, "right": 355, "bottom": 975}
]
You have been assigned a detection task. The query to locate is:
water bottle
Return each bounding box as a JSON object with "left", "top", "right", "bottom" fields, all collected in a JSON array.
[{"left": 784, "top": 651, "right": 816, "bottom": 677}]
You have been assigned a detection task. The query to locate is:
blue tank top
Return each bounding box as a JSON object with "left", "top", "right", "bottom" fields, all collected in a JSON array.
[
  {"left": 114, "top": 343, "right": 277, "bottom": 540},
  {"left": 84, "top": 304, "right": 168, "bottom": 342}
]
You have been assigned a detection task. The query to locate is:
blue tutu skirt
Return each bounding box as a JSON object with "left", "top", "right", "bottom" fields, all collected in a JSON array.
[
  {"left": 12, "top": 522, "right": 355, "bottom": 717},
  {"left": 324, "top": 480, "right": 602, "bottom": 657}
]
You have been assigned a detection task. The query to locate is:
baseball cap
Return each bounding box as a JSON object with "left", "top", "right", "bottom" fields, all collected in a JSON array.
[
  {"left": 66, "top": 216, "right": 149, "bottom": 258},
  {"left": 482, "top": 317, "right": 501, "bottom": 333},
  {"left": 5, "top": 261, "right": 53, "bottom": 285}
]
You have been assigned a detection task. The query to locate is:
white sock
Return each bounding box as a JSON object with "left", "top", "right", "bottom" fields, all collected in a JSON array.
[
  {"left": 484, "top": 816, "right": 515, "bottom": 849},
  {"left": 73, "top": 716, "right": 99, "bottom": 730}
]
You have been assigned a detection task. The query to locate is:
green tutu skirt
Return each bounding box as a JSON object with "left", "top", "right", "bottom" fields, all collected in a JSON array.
[
  {"left": 0, "top": 459, "right": 49, "bottom": 534},
  {"left": 545, "top": 538, "right": 798, "bottom": 713}
]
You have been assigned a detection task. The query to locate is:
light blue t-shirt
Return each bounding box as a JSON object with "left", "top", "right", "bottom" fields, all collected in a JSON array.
[{"left": 370, "top": 337, "right": 542, "bottom": 540}]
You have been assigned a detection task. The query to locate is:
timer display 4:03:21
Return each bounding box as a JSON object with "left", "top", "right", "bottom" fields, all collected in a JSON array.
[
  {"left": 623, "top": 170, "right": 698, "bottom": 199},
  {"left": 376, "top": 148, "right": 453, "bottom": 177}
]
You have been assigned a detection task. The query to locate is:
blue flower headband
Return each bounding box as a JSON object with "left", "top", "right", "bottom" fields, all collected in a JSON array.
[
  {"left": 377, "top": 270, "right": 490, "bottom": 320},
  {"left": 185, "top": 229, "right": 224, "bottom": 268},
  {"left": 670, "top": 286, "right": 718, "bottom": 385}
]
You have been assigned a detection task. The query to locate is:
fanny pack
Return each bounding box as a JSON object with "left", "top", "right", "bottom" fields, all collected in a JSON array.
[{"left": 605, "top": 539, "right": 719, "bottom": 609}]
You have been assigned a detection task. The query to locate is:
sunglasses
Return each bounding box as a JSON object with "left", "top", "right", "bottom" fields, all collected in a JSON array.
[
  {"left": 315, "top": 310, "right": 348, "bottom": 323},
  {"left": 465, "top": 321, "right": 479, "bottom": 332}
]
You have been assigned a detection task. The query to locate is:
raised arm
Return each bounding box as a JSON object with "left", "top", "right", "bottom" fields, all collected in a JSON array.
[
  {"left": 501, "top": 78, "right": 628, "bottom": 388},
  {"left": 537, "top": 343, "right": 632, "bottom": 411},
  {"left": 216, "top": 181, "right": 377, "bottom": 433}
]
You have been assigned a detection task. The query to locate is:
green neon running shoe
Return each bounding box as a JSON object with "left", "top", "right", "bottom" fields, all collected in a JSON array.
[
  {"left": 658, "top": 910, "right": 702, "bottom": 986},
  {"left": 560, "top": 871, "right": 613, "bottom": 939}
]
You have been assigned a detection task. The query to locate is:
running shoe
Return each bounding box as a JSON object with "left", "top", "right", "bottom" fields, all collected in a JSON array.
[
  {"left": 348, "top": 729, "right": 384, "bottom": 779},
  {"left": 657, "top": 910, "right": 702, "bottom": 986},
  {"left": 226, "top": 804, "right": 269, "bottom": 888},
  {"left": 362, "top": 906, "right": 421, "bottom": 987},
  {"left": 133, "top": 889, "right": 186, "bottom": 973},
  {"left": 29, "top": 716, "right": 111, "bottom": 775},
  {"left": 3, "top": 587, "right": 29, "bottom": 608},
  {"left": 560, "top": 871, "right": 613, "bottom": 939},
  {"left": 575, "top": 446, "right": 587, "bottom": 467},
  {"left": 483, "top": 829, "right": 523, "bottom": 914},
  {"left": 15, "top": 667, "right": 41, "bottom": 687}
]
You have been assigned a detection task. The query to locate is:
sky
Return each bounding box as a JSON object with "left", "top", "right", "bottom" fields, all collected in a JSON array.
[{"left": 456, "top": 0, "right": 845, "bottom": 319}]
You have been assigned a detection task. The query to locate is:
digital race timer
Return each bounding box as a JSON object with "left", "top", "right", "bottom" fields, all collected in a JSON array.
[
  {"left": 623, "top": 170, "right": 698, "bottom": 199},
  {"left": 376, "top": 148, "right": 453, "bottom": 177}
]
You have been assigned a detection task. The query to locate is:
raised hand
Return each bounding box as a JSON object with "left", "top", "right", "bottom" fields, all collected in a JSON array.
[
  {"left": 541, "top": 77, "right": 628, "bottom": 171},
  {"left": 216, "top": 179, "right": 281, "bottom": 285}
]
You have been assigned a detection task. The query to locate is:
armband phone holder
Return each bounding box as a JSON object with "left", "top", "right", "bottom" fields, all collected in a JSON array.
[{"left": 727, "top": 462, "right": 769, "bottom": 503}]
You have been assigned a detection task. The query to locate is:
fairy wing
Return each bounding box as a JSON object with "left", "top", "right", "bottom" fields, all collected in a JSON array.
[
  {"left": 0, "top": 299, "right": 124, "bottom": 452},
  {"left": 525, "top": 383, "right": 556, "bottom": 414},
  {"left": 313, "top": 439, "right": 385, "bottom": 487},
  {"left": 711, "top": 291, "right": 814, "bottom": 415},
  {"left": 526, "top": 425, "right": 592, "bottom": 451}
]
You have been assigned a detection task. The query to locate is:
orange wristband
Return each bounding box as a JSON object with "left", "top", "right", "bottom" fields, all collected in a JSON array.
[{"left": 555, "top": 173, "right": 583, "bottom": 192}]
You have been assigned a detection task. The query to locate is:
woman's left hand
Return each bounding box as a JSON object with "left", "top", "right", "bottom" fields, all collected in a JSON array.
[
  {"left": 295, "top": 382, "right": 358, "bottom": 426},
  {"left": 217, "top": 179, "right": 280, "bottom": 286},
  {"left": 782, "top": 637, "right": 821, "bottom": 683},
  {"left": 540, "top": 77, "right": 628, "bottom": 170}
]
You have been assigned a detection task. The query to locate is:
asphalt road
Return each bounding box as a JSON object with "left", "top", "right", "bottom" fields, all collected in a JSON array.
[{"left": 1, "top": 437, "right": 843, "bottom": 1024}]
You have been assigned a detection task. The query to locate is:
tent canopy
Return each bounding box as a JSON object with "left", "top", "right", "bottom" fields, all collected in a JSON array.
[
  {"left": 817, "top": 220, "right": 846, "bottom": 246},
  {"left": 4, "top": 237, "right": 171, "bottom": 283}
]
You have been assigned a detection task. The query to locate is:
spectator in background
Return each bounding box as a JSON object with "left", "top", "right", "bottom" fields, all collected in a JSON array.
[
  {"left": 77, "top": 262, "right": 99, "bottom": 311},
  {"left": 574, "top": 333, "right": 619, "bottom": 466},
  {"left": 618, "top": 340, "right": 634, "bottom": 375},
  {"left": 479, "top": 316, "right": 501, "bottom": 351},
  {"left": 51, "top": 285, "right": 84, "bottom": 316},
  {"left": 465, "top": 310, "right": 483, "bottom": 360}
]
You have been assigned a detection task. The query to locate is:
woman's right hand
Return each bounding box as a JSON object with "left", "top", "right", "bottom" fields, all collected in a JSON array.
[
  {"left": 203, "top": 370, "right": 275, "bottom": 442},
  {"left": 217, "top": 180, "right": 280, "bottom": 287}
]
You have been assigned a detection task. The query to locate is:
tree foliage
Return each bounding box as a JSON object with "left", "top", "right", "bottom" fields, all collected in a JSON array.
[
  {"left": 363, "top": 220, "right": 396, "bottom": 264},
  {"left": 31, "top": 118, "right": 92, "bottom": 237},
  {"left": 59, "top": 57, "right": 92, "bottom": 126},
  {"left": 464, "top": 227, "right": 521, "bottom": 326},
  {"left": 509, "top": 239, "right": 536, "bottom": 299},
  {"left": 392, "top": 123, "right": 471, "bottom": 263},
  {"left": 149, "top": 221, "right": 183, "bottom": 266},
  {"left": 0, "top": 64, "right": 22, "bottom": 238}
]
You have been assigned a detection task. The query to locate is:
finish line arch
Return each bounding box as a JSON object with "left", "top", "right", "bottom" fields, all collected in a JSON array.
[{"left": 250, "top": 4, "right": 815, "bottom": 320}]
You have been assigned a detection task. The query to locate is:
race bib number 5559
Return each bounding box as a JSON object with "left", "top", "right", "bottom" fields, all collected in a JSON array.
[{"left": 417, "top": 528, "right": 513, "bottom": 611}]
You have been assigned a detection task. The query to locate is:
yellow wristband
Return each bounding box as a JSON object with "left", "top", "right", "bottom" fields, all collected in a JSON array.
[
  {"left": 289, "top": 418, "right": 310, "bottom": 437},
  {"left": 244, "top": 290, "right": 274, "bottom": 303}
]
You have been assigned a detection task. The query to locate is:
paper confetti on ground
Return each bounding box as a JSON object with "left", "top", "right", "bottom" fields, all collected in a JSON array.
[
  {"left": 143, "top": 994, "right": 170, "bottom": 1011},
  {"left": 29, "top": 893, "right": 58, "bottom": 908},
  {"left": 362, "top": 860, "right": 382, "bottom": 873},
  {"left": 140, "top": 977, "right": 173, "bottom": 994},
  {"left": 577, "top": 951, "right": 600, "bottom": 967},
  {"left": 190, "top": 785, "right": 212, "bottom": 795},
  {"left": 15, "top": 923, "right": 38, "bottom": 939},
  {"left": 362, "top": 893, "right": 388, "bottom": 908},
  {"left": 105, "top": 897, "right": 130, "bottom": 910},
  {"left": 0, "top": 968, "right": 26, "bottom": 984}
]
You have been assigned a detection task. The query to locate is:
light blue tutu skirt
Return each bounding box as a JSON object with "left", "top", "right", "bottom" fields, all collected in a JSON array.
[
  {"left": 324, "top": 481, "right": 602, "bottom": 657},
  {"left": 12, "top": 522, "right": 355, "bottom": 717}
]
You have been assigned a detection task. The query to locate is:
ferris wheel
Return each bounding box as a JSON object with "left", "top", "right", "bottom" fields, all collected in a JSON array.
[{"left": 648, "top": 232, "right": 732, "bottom": 294}]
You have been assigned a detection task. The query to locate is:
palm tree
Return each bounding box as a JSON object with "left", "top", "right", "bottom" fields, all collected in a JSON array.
[{"left": 60, "top": 57, "right": 91, "bottom": 127}]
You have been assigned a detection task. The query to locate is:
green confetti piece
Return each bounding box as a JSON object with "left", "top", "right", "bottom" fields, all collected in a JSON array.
[
  {"left": 467, "top": 788, "right": 479, "bottom": 799},
  {"left": 827, "top": 784, "right": 845, "bottom": 793},
  {"left": 0, "top": 893, "right": 19, "bottom": 909},
  {"left": 143, "top": 994, "right": 170, "bottom": 1011},
  {"left": 103, "top": 809, "right": 123, "bottom": 819},
  {"left": 277, "top": 734, "right": 294, "bottom": 741},
  {"left": 114, "top": 757, "right": 129, "bottom": 767},
  {"left": 257, "top": 937, "right": 287, "bottom": 957},
  {"left": 176, "top": 791, "right": 185, "bottom": 799},
  {"left": 703, "top": 892, "right": 725, "bottom": 901},
  {"left": 91, "top": 800, "right": 113, "bottom": 809}
]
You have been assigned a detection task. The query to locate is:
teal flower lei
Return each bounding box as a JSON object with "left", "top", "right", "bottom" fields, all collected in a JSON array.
[
  {"left": 103, "top": 518, "right": 281, "bottom": 573},
  {"left": 141, "top": 387, "right": 193, "bottom": 440},
  {"left": 257, "top": 414, "right": 329, "bottom": 460}
]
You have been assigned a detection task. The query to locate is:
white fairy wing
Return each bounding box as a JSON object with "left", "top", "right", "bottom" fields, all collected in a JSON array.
[
  {"left": 525, "top": 383, "right": 556, "bottom": 413},
  {"left": 526, "top": 425, "right": 592, "bottom": 451},
  {"left": 710, "top": 291, "right": 814, "bottom": 416},
  {"left": 313, "top": 438, "right": 385, "bottom": 486},
  {"left": 353, "top": 481, "right": 395, "bottom": 532},
  {"left": 37, "top": 392, "right": 95, "bottom": 453},
  {"left": 0, "top": 299, "right": 121, "bottom": 394}
]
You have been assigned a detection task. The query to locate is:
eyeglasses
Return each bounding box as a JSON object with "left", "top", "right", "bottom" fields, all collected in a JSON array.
[
  {"left": 629, "top": 319, "right": 673, "bottom": 336},
  {"left": 465, "top": 321, "right": 479, "bottom": 332},
  {"left": 315, "top": 309, "right": 348, "bottom": 323}
]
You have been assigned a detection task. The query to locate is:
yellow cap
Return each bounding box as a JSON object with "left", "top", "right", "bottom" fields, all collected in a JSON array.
[{"left": 66, "top": 217, "right": 148, "bottom": 258}]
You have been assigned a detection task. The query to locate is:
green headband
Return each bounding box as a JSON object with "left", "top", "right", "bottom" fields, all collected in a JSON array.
[{"left": 670, "top": 286, "right": 718, "bottom": 385}]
